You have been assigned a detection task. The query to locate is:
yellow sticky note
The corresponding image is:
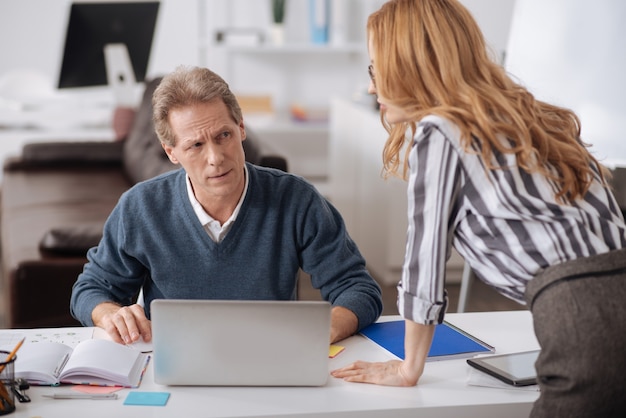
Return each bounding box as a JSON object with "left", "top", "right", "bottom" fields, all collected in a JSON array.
[{"left": 329, "top": 344, "right": 345, "bottom": 358}]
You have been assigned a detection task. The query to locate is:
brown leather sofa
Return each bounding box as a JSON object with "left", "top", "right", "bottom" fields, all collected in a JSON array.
[{"left": 1, "top": 78, "right": 287, "bottom": 328}]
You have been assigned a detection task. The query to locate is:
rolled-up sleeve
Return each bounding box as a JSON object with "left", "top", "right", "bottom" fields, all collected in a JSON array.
[{"left": 398, "top": 120, "right": 463, "bottom": 324}]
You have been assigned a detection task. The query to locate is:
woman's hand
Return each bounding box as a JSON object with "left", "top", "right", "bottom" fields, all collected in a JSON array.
[
  {"left": 331, "top": 359, "right": 422, "bottom": 386},
  {"left": 331, "top": 320, "right": 435, "bottom": 387}
]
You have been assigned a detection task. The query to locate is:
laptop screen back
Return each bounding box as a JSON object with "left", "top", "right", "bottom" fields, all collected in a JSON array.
[{"left": 150, "top": 299, "right": 331, "bottom": 386}]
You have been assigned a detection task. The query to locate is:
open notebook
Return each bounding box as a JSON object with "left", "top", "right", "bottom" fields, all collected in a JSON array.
[
  {"left": 1, "top": 338, "right": 149, "bottom": 387},
  {"left": 150, "top": 299, "right": 331, "bottom": 386}
]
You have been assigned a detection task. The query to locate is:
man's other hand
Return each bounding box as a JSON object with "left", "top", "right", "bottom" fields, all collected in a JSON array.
[{"left": 91, "top": 302, "right": 152, "bottom": 345}]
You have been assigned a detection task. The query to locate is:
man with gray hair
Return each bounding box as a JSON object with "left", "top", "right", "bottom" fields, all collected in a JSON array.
[{"left": 70, "top": 66, "right": 383, "bottom": 345}]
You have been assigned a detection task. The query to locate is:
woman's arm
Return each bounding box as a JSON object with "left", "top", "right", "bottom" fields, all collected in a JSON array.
[
  {"left": 402, "top": 320, "right": 436, "bottom": 383},
  {"left": 330, "top": 319, "right": 435, "bottom": 386}
]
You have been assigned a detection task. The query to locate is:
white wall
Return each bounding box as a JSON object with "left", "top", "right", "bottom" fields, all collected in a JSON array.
[
  {"left": 461, "top": 0, "right": 516, "bottom": 62},
  {"left": 505, "top": 0, "right": 626, "bottom": 166}
]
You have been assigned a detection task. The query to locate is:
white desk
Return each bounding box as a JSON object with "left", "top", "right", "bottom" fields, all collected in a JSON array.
[{"left": 6, "top": 311, "right": 539, "bottom": 418}]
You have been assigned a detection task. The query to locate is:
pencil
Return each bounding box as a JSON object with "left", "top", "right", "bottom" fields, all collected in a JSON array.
[
  {"left": 0, "top": 337, "right": 25, "bottom": 410},
  {"left": 0, "top": 337, "right": 25, "bottom": 374}
]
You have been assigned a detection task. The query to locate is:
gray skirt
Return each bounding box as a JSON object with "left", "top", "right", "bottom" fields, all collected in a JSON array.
[{"left": 525, "top": 248, "right": 626, "bottom": 418}]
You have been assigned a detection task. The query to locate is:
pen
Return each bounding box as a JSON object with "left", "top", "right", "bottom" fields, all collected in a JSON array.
[
  {"left": 0, "top": 337, "right": 25, "bottom": 374},
  {"left": 43, "top": 393, "right": 119, "bottom": 400}
]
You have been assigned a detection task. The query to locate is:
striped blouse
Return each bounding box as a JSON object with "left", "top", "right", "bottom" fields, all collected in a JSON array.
[{"left": 398, "top": 115, "right": 626, "bottom": 324}]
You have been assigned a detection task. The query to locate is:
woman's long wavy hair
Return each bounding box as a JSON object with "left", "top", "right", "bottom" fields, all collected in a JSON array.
[{"left": 367, "top": 0, "right": 606, "bottom": 201}]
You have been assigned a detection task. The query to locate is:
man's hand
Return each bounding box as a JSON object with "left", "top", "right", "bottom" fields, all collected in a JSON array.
[
  {"left": 91, "top": 302, "right": 152, "bottom": 345},
  {"left": 330, "top": 306, "right": 359, "bottom": 343}
]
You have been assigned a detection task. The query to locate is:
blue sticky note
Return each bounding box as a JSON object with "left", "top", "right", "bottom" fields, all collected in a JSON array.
[{"left": 124, "top": 391, "right": 170, "bottom": 406}]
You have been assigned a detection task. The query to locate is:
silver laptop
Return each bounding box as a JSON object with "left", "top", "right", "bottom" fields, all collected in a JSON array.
[{"left": 150, "top": 299, "right": 331, "bottom": 386}]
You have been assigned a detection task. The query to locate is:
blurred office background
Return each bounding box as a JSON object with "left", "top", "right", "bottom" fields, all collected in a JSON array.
[{"left": 1, "top": 0, "right": 623, "bottom": 321}]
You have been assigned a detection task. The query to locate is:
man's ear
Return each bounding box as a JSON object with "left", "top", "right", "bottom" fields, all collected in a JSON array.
[
  {"left": 239, "top": 120, "right": 246, "bottom": 141},
  {"left": 161, "top": 142, "right": 179, "bottom": 164}
]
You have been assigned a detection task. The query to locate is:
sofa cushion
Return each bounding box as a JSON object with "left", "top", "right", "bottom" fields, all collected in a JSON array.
[
  {"left": 19, "top": 141, "right": 124, "bottom": 167},
  {"left": 39, "top": 223, "right": 104, "bottom": 256}
]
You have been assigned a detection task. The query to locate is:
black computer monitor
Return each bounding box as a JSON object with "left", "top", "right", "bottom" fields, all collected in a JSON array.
[{"left": 57, "top": 1, "right": 160, "bottom": 89}]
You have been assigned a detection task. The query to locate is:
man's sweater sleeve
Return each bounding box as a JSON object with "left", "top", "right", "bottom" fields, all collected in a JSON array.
[
  {"left": 70, "top": 195, "right": 145, "bottom": 326},
  {"left": 300, "top": 196, "right": 383, "bottom": 331}
]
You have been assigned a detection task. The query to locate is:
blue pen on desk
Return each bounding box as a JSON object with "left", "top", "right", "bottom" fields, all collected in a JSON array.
[{"left": 43, "top": 393, "right": 118, "bottom": 400}]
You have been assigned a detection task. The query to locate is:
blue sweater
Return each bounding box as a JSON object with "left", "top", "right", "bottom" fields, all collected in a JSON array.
[{"left": 71, "top": 163, "right": 382, "bottom": 329}]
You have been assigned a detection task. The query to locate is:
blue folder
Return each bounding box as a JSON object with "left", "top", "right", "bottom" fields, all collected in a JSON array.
[{"left": 360, "top": 320, "right": 494, "bottom": 361}]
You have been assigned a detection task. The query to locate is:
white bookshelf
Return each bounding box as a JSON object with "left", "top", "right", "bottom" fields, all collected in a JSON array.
[
  {"left": 197, "top": 0, "right": 376, "bottom": 182},
  {"left": 214, "top": 42, "right": 364, "bottom": 55}
]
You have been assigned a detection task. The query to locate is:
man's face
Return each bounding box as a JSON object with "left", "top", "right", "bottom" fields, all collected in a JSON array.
[{"left": 162, "top": 100, "right": 247, "bottom": 207}]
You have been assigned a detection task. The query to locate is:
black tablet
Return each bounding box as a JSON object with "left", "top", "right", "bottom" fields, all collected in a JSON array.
[{"left": 466, "top": 350, "right": 540, "bottom": 387}]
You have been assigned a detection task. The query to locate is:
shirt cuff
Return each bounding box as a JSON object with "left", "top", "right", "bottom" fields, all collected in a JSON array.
[{"left": 397, "top": 286, "right": 447, "bottom": 325}]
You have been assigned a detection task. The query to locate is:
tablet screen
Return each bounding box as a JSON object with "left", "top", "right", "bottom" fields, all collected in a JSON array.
[{"left": 467, "top": 350, "right": 540, "bottom": 386}]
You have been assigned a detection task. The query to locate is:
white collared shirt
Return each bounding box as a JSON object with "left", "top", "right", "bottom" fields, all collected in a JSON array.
[{"left": 185, "top": 165, "right": 249, "bottom": 242}]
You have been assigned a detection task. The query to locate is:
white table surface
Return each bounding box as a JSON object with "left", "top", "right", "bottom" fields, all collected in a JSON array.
[{"left": 4, "top": 310, "right": 539, "bottom": 418}]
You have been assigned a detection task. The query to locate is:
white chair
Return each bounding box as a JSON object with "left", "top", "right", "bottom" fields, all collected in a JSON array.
[{"left": 456, "top": 261, "right": 474, "bottom": 313}]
